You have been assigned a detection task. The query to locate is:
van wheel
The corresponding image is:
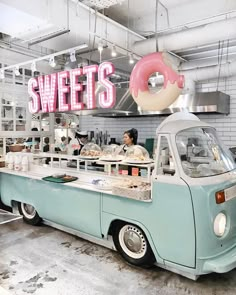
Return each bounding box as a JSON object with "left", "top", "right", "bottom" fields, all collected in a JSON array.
[
  {"left": 18, "top": 202, "right": 41, "bottom": 225},
  {"left": 113, "top": 223, "right": 155, "bottom": 266}
]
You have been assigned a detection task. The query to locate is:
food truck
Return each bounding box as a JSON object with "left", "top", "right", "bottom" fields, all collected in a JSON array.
[{"left": 1, "top": 112, "right": 236, "bottom": 280}]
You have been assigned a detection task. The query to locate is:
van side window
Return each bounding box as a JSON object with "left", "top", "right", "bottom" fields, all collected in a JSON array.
[{"left": 156, "top": 136, "right": 175, "bottom": 176}]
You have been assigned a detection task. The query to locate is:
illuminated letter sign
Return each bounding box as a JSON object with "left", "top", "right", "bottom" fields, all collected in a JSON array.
[
  {"left": 28, "top": 78, "right": 40, "bottom": 113},
  {"left": 98, "top": 62, "right": 115, "bottom": 108},
  {"left": 38, "top": 74, "right": 57, "bottom": 113},
  {"left": 83, "top": 65, "right": 98, "bottom": 109},
  {"left": 70, "top": 68, "right": 84, "bottom": 111},
  {"left": 58, "top": 71, "right": 70, "bottom": 112},
  {"left": 28, "top": 62, "right": 116, "bottom": 114}
]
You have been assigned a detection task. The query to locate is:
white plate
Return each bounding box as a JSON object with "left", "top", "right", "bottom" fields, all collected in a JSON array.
[
  {"left": 78, "top": 156, "right": 100, "bottom": 160},
  {"left": 99, "top": 156, "right": 124, "bottom": 162},
  {"left": 123, "top": 159, "right": 153, "bottom": 164}
]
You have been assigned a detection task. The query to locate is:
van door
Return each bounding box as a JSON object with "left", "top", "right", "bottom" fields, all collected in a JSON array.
[{"left": 152, "top": 135, "right": 196, "bottom": 268}]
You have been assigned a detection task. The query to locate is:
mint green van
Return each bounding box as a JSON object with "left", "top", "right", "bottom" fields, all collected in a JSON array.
[{"left": 1, "top": 112, "right": 236, "bottom": 280}]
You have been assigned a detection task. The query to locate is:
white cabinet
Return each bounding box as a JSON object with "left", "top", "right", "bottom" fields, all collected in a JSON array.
[{"left": 0, "top": 91, "right": 28, "bottom": 132}]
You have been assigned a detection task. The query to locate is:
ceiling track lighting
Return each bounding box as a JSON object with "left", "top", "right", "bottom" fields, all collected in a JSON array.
[
  {"left": 0, "top": 69, "right": 5, "bottom": 79},
  {"left": 49, "top": 56, "right": 56, "bottom": 68},
  {"left": 129, "top": 52, "right": 135, "bottom": 64},
  {"left": 70, "top": 49, "right": 77, "bottom": 62},
  {"left": 14, "top": 66, "right": 21, "bottom": 76},
  {"left": 98, "top": 39, "right": 104, "bottom": 52},
  {"left": 111, "top": 45, "right": 117, "bottom": 57},
  {"left": 31, "top": 61, "right": 37, "bottom": 73},
  {"left": 0, "top": 44, "right": 88, "bottom": 76}
]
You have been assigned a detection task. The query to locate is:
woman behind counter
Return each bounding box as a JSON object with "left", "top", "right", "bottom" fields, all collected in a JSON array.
[
  {"left": 122, "top": 128, "right": 138, "bottom": 153},
  {"left": 120, "top": 128, "right": 138, "bottom": 175}
]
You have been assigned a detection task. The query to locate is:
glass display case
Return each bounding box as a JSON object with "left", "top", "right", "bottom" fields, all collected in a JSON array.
[
  {"left": 124, "top": 145, "right": 151, "bottom": 163},
  {"left": 100, "top": 144, "right": 125, "bottom": 161},
  {"left": 80, "top": 143, "right": 102, "bottom": 159}
]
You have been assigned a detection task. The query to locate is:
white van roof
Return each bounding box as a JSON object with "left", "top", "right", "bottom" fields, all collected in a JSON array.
[{"left": 156, "top": 112, "right": 212, "bottom": 135}]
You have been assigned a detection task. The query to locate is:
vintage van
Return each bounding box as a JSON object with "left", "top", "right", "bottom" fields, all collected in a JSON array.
[{"left": 1, "top": 112, "right": 236, "bottom": 280}]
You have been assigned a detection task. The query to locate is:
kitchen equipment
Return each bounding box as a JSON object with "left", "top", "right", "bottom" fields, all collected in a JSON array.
[{"left": 109, "top": 138, "right": 118, "bottom": 145}]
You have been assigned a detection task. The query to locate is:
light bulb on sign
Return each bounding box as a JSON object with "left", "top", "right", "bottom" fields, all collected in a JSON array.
[
  {"left": 111, "top": 45, "right": 117, "bottom": 57},
  {"left": 49, "top": 56, "right": 56, "bottom": 68},
  {"left": 129, "top": 53, "right": 135, "bottom": 64},
  {"left": 14, "top": 66, "right": 21, "bottom": 76}
]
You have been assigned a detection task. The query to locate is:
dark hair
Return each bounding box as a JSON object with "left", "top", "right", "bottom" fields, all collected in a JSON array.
[
  {"left": 61, "top": 136, "right": 66, "bottom": 142},
  {"left": 124, "top": 128, "right": 138, "bottom": 145}
]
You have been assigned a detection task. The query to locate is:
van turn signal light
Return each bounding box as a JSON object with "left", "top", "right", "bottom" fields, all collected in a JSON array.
[{"left": 215, "top": 191, "right": 225, "bottom": 204}]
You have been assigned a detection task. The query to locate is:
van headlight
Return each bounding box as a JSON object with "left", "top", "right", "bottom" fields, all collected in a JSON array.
[{"left": 214, "top": 213, "right": 227, "bottom": 237}]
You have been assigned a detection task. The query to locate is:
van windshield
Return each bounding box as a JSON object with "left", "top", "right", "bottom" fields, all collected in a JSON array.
[{"left": 176, "top": 127, "right": 236, "bottom": 178}]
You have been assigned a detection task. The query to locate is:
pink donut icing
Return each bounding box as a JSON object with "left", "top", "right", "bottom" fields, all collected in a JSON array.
[{"left": 129, "top": 52, "right": 184, "bottom": 111}]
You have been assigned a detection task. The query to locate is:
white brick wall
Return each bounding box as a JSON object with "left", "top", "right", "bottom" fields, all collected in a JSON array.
[{"left": 80, "top": 76, "right": 236, "bottom": 147}]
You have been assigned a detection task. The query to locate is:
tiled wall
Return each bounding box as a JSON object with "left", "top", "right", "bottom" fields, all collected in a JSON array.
[{"left": 79, "top": 76, "right": 236, "bottom": 148}]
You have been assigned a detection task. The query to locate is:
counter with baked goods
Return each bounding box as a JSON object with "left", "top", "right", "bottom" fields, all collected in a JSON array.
[{"left": 0, "top": 158, "right": 152, "bottom": 202}]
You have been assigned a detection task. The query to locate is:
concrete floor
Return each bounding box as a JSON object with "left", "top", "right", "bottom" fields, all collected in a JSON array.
[{"left": 1, "top": 221, "right": 236, "bottom": 295}]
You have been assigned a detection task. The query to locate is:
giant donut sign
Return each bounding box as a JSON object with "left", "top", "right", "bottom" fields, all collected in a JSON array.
[{"left": 129, "top": 52, "right": 184, "bottom": 111}]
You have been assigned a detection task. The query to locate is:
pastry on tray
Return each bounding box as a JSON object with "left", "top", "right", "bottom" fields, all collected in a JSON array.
[{"left": 63, "top": 175, "right": 74, "bottom": 180}]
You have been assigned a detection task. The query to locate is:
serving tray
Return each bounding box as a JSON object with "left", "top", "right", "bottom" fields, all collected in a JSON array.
[{"left": 42, "top": 175, "right": 78, "bottom": 183}]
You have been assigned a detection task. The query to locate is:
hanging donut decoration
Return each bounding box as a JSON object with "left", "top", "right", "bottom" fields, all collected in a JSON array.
[{"left": 129, "top": 52, "right": 184, "bottom": 111}]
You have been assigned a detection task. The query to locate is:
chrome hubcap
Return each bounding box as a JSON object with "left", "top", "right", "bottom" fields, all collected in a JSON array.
[
  {"left": 24, "top": 204, "right": 35, "bottom": 215},
  {"left": 124, "top": 230, "right": 143, "bottom": 253},
  {"left": 21, "top": 203, "right": 36, "bottom": 219},
  {"left": 119, "top": 225, "right": 147, "bottom": 259}
]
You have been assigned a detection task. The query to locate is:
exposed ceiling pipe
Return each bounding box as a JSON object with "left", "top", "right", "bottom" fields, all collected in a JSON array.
[
  {"left": 133, "top": 17, "right": 236, "bottom": 56},
  {"left": 148, "top": 10, "right": 236, "bottom": 37},
  {"left": 182, "top": 60, "right": 236, "bottom": 82},
  {"left": 153, "top": 60, "right": 236, "bottom": 87}
]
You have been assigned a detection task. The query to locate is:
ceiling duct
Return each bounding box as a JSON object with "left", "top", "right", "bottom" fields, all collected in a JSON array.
[{"left": 133, "top": 17, "right": 236, "bottom": 56}]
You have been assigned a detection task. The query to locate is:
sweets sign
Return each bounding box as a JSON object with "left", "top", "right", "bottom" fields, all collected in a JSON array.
[{"left": 28, "top": 62, "right": 116, "bottom": 114}]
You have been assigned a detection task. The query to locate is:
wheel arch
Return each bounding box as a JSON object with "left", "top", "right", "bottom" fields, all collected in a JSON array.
[{"left": 103, "top": 216, "right": 162, "bottom": 263}]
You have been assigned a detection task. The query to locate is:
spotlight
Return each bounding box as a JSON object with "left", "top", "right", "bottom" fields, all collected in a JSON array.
[
  {"left": 98, "top": 40, "right": 103, "bottom": 52},
  {"left": 14, "top": 66, "right": 21, "bottom": 76},
  {"left": 31, "top": 61, "right": 37, "bottom": 73},
  {"left": 0, "top": 69, "right": 5, "bottom": 79},
  {"left": 129, "top": 53, "right": 135, "bottom": 64},
  {"left": 49, "top": 56, "right": 56, "bottom": 68},
  {"left": 111, "top": 45, "right": 117, "bottom": 57},
  {"left": 70, "top": 49, "right": 77, "bottom": 62}
]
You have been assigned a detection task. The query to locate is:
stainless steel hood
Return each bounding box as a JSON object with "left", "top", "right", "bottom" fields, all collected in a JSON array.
[
  {"left": 71, "top": 89, "right": 230, "bottom": 117},
  {"left": 135, "top": 91, "right": 230, "bottom": 116}
]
